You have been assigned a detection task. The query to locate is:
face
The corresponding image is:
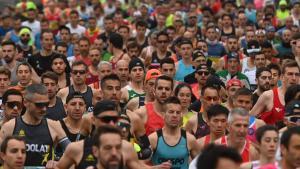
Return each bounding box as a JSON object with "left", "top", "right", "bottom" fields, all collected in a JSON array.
[
  {"left": 60, "top": 29, "right": 70, "bottom": 42},
  {"left": 130, "top": 67, "right": 144, "bottom": 83},
  {"left": 270, "top": 69, "right": 280, "bottom": 87},
  {"left": 118, "top": 28, "right": 129, "bottom": 41},
  {"left": 193, "top": 56, "right": 207, "bottom": 68},
  {"left": 93, "top": 110, "right": 119, "bottom": 128},
  {"left": 117, "top": 118, "right": 131, "bottom": 139},
  {"left": 177, "top": 87, "right": 192, "bottom": 108},
  {"left": 227, "top": 59, "right": 239, "bottom": 75},
  {"left": 104, "top": 19, "right": 114, "bottom": 32},
  {"left": 145, "top": 79, "right": 155, "bottom": 98},
  {"left": 94, "top": 39, "right": 104, "bottom": 52},
  {"left": 282, "top": 66, "right": 300, "bottom": 87},
  {"left": 233, "top": 95, "right": 252, "bottom": 111},
  {"left": 180, "top": 44, "right": 193, "bottom": 59},
  {"left": 283, "top": 30, "right": 292, "bottom": 43},
  {"left": 2, "top": 45, "right": 15, "bottom": 63},
  {"left": 3, "top": 95, "right": 23, "bottom": 120},
  {"left": 25, "top": 93, "right": 49, "bottom": 121},
  {"left": 52, "top": 58, "right": 66, "bottom": 75},
  {"left": 227, "top": 38, "right": 238, "bottom": 52},
  {"left": 188, "top": 13, "right": 197, "bottom": 26},
  {"left": 17, "top": 65, "right": 31, "bottom": 86},
  {"left": 89, "top": 49, "right": 101, "bottom": 67},
  {"left": 42, "top": 32, "right": 54, "bottom": 51},
  {"left": 0, "top": 74, "right": 10, "bottom": 93},
  {"left": 70, "top": 13, "right": 79, "bottom": 25},
  {"left": 42, "top": 78, "right": 58, "bottom": 100},
  {"left": 259, "top": 130, "right": 278, "bottom": 159},
  {"left": 208, "top": 114, "right": 227, "bottom": 136},
  {"left": 102, "top": 80, "right": 121, "bottom": 103},
  {"left": 1, "top": 139, "right": 26, "bottom": 169},
  {"left": 195, "top": 68, "right": 210, "bottom": 85},
  {"left": 222, "top": 16, "right": 232, "bottom": 26},
  {"left": 154, "top": 79, "right": 172, "bottom": 104},
  {"left": 157, "top": 35, "right": 169, "bottom": 51},
  {"left": 66, "top": 98, "right": 86, "bottom": 120},
  {"left": 99, "top": 64, "right": 112, "bottom": 80},
  {"left": 128, "top": 47, "right": 139, "bottom": 58},
  {"left": 161, "top": 63, "right": 175, "bottom": 78},
  {"left": 164, "top": 103, "right": 182, "bottom": 128},
  {"left": 257, "top": 71, "right": 272, "bottom": 91},
  {"left": 229, "top": 115, "right": 249, "bottom": 143},
  {"left": 227, "top": 86, "right": 241, "bottom": 98},
  {"left": 94, "top": 133, "right": 122, "bottom": 169},
  {"left": 246, "top": 31, "right": 255, "bottom": 42},
  {"left": 196, "top": 42, "right": 208, "bottom": 53},
  {"left": 56, "top": 46, "right": 68, "bottom": 56},
  {"left": 71, "top": 65, "right": 87, "bottom": 85},
  {"left": 254, "top": 54, "right": 266, "bottom": 68},
  {"left": 215, "top": 158, "right": 240, "bottom": 169},
  {"left": 88, "top": 18, "right": 97, "bottom": 29},
  {"left": 281, "top": 134, "right": 300, "bottom": 168},
  {"left": 202, "top": 88, "right": 220, "bottom": 111},
  {"left": 206, "top": 28, "right": 216, "bottom": 41},
  {"left": 136, "top": 26, "right": 146, "bottom": 36},
  {"left": 79, "top": 40, "right": 90, "bottom": 56},
  {"left": 116, "top": 61, "right": 129, "bottom": 81}
]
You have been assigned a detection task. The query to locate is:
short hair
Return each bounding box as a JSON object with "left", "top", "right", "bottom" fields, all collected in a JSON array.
[
  {"left": 222, "top": 13, "right": 232, "bottom": 20},
  {"left": 109, "top": 32, "right": 123, "bottom": 49},
  {"left": 78, "top": 36, "right": 91, "bottom": 45},
  {"left": 55, "top": 41, "right": 68, "bottom": 50},
  {"left": 160, "top": 57, "right": 175, "bottom": 67},
  {"left": 100, "top": 74, "right": 121, "bottom": 89},
  {"left": 0, "top": 136, "right": 25, "bottom": 153},
  {"left": 71, "top": 60, "right": 88, "bottom": 71},
  {"left": 2, "top": 89, "right": 23, "bottom": 105},
  {"left": 118, "top": 25, "right": 130, "bottom": 32},
  {"left": 228, "top": 107, "right": 249, "bottom": 124},
  {"left": 156, "top": 31, "right": 169, "bottom": 40},
  {"left": 207, "top": 104, "right": 229, "bottom": 120},
  {"left": 24, "top": 84, "right": 47, "bottom": 100},
  {"left": 104, "top": 15, "right": 113, "bottom": 21},
  {"left": 233, "top": 88, "right": 252, "bottom": 100},
  {"left": 135, "top": 19, "right": 148, "bottom": 28},
  {"left": 165, "top": 96, "right": 181, "bottom": 105},
  {"left": 285, "top": 84, "right": 300, "bottom": 104},
  {"left": 16, "top": 62, "right": 32, "bottom": 73},
  {"left": 280, "top": 126, "right": 300, "bottom": 149},
  {"left": 200, "top": 85, "right": 219, "bottom": 96},
  {"left": 261, "top": 41, "right": 273, "bottom": 49},
  {"left": 70, "top": 10, "right": 79, "bottom": 16},
  {"left": 41, "top": 30, "right": 54, "bottom": 40},
  {"left": 256, "top": 67, "right": 271, "bottom": 79},
  {"left": 227, "top": 35, "right": 238, "bottom": 40},
  {"left": 59, "top": 25, "right": 70, "bottom": 34},
  {"left": 98, "top": 61, "right": 112, "bottom": 70},
  {"left": 154, "top": 75, "right": 173, "bottom": 89},
  {"left": 93, "top": 125, "right": 122, "bottom": 147},
  {"left": 41, "top": 71, "right": 58, "bottom": 84},
  {"left": 254, "top": 51, "right": 265, "bottom": 58},
  {"left": 255, "top": 125, "right": 278, "bottom": 144},
  {"left": 0, "top": 66, "right": 11, "bottom": 79},
  {"left": 267, "top": 63, "right": 281, "bottom": 76},
  {"left": 1, "top": 40, "right": 16, "bottom": 49},
  {"left": 282, "top": 60, "right": 300, "bottom": 75},
  {"left": 196, "top": 144, "right": 242, "bottom": 169},
  {"left": 127, "top": 41, "right": 140, "bottom": 50}
]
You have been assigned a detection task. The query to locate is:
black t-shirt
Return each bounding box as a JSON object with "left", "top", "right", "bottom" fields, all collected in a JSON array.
[{"left": 28, "top": 51, "right": 57, "bottom": 76}]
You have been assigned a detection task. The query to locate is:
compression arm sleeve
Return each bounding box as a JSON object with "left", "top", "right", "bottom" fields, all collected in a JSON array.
[{"left": 58, "top": 137, "right": 71, "bottom": 152}]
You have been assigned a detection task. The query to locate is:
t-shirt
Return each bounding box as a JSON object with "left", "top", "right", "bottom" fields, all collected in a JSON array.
[
  {"left": 21, "top": 20, "right": 41, "bottom": 37},
  {"left": 28, "top": 52, "right": 57, "bottom": 76},
  {"left": 66, "top": 23, "right": 86, "bottom": 36}
]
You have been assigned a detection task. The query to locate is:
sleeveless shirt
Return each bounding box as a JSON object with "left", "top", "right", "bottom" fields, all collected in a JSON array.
[
  {"left": 145, "top": 103, "right": 164, "bottom": 136},
  {"left": 193, "top": 113, "right": 210, "bottom": 139},
  {"left": 76, "top": 137, "right": 97, "bottom": 169},
  {"left": 174, "top": 60, "right": 195, "bottom": 82},
  {"left": 125, "top": 85, "right": 145, "bottom": 102},
  {"left": 68, "top": 85, "right": 94, "bottom": 113},
  {"left": 219, "top": 136, "right": 250, "bottom": 162},
  {"left": 46, "top": 97, "right": 66, "bottom": 121}
]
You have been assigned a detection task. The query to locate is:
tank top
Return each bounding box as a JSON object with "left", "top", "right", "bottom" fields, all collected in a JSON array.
[
  {"left": 241, "top": 57, "right": 256, "bottom": 74},
  {"left": 10, "top": 30, "right": 20, "bottom": 43},
  {"left": 251, "top": 160, "right": 281, "bottom": 169},
  {"left": 182, "top": 111, "right": 195, "bottom": 128},
  {"left": 60, "top": 120, "right": 85, "bottom": 142},
  {"left": 174, "top": 60, "right": 195, "bottom": 82},
  {"left": 247, "top": 116, "right": 257, "bottom": 143},
  {"left": 86, "top": 72, "right": 99, "bottom": 85},
  {"left": 46, "top": 97, "right": 66, "bottom": 121},
  {"left": 151, "top": 129, "right": 189, "bottom": 169},
  {"left": 76, "top": 137, "right": 97, "bottom": 169},
  {"left": 151, "top": 51, "right": 172, "bottom": 68},
  {"left": 13, "top": 117, "right": 54, "bottom": 166},
  {"left": 260, "top": 88, "right": 285, "bottom": 125},
  {"left": 221, "top": 26, "right": 236, "bottom": 37},
  {"left": 125, "top": 85, "right": 145, "bottom": 101},
  {"left": 145, "top": 103, "right": 164, "bottom": 136},
  {"left": 193, "top": 113, "right": 210, "bottom": 139},
  {"left": 68, "top": 85, "right": 93, "bottom": 113},
  {"left": 219, "top": 136, "right": 250, "bottom": 162},
  {"left": 204, "top": 135, "right": 211, "bottom": 145},
  {"left": 110, "top": 53, "right": 125, "bottom": 70}
]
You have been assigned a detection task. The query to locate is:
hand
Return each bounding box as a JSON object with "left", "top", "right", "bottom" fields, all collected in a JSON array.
[
  {"left": 46, "top": 160, "right": 58, "bottom": 169},
  {"left": 152, "top": 160, "right": 172, "bottom": 169}
]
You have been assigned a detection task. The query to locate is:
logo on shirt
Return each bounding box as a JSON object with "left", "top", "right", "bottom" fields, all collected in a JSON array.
[
  {"left": 18, "top": 129, "right": 25, "bottom": 137},
  {"left": 275, "top": 107, "right": 282, "bottom": 113},
  {"left": 85, "top": 154, "right": 95, "bottom": 162}
]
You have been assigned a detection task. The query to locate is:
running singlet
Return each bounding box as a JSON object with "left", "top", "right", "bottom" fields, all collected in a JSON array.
[
  {"left": 13, "top": 117, "right": 54, "bottom": 166},
  {"left": 125, "top": 85, "right": 145, "bottom": 101},
  {"left": 193, "top": 113, "right": 210, "bottom": 139},
  {"left": 145, "top": 103, "right": 164, "bottom": 135},
  {"left": 151, "top": 51, "right": 172, "bottom": 68},
  {"left": 260, "top": 87, "right": 285, "bottom": 125},
  {"left": 174, "top": 60, "right": 195, "bottom": 82},
  {"left": 247, "top": 116, "right": 257, "bottom": 143},
  {"left": 219, "top": 136, "right": 250, "bottom": 162},
  {"left": 60, "top": 120, "right": 85, "bottom": 142},
  {"left": 46, "top": 97, "right": 66, "bottom": 121},
  {"left": 204, "top": 135, "right": 211, "bottom": 145},
  {"left": 110, "top": 53, "right": 125, "bottom": 70},
  {"left": 76, "top": 137, "right": 97, "bottom": 169},
  {"left": 68, "top": 85, "right": 94, "bottom": 113},
  {"left": 151, "top": 129, "right": 189, "bottom": 169},
  {"left": 251, "top": 160, "right": 281, "bottom": 169}
]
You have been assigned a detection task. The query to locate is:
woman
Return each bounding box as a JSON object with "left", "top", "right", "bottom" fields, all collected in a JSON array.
[{"left": 174, "top": 83, "right": 197, "bottom": 128}]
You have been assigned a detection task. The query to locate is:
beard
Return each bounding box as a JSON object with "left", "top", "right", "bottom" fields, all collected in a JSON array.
[
  {"left": 21, "top": 38, "right": 30, "bottom": 45},
  {"left": 4, "top": 55, "right": 13, "bottom": 63}
]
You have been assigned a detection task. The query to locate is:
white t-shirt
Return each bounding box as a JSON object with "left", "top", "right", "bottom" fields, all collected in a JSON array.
[
  {"left": 66, "top": 23, "right": 86, "bottom": 36},
  {"left": 22, "top": 20, "right": 41, "bottom": 37}
]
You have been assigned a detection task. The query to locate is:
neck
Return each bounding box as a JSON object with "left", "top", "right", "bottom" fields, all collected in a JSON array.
[
  {"left": 58, "top": 73, "right": 66, "bottom": 81},
  {"left": 259, "top": 155, "right": 275, "bottom": 166},
  {"left": 130, "top": 81, "right": 143, "bottom": 90},
  {"left": 65, "top": 116, "right": 82, "bottom": 128},
  {"left": 157, "top": 49, "right": 167, "bottom": 57},
  {"left": 227, "top": 135, "right": 245, "bottom": 151},
  {"left": 113, "top": 48, "right": 123, "bottom": 55},
  {"left": 281, "top": 158, "right": 294, "bottom": 169},
  {"left": 210, "top": 131, "right": 224, "bottom": 142},
  {"left": 254, "top": 88, "right": 264, "bottom": 96},
  {"left": 154, "top": 100, "right": 164, "bottom": 115},
  {"left": 145, "top": 93, "right": 154, "bottom": 103},
  {"left": 41, "top": 49, "right": 52, "bottom": 56},
  {"left": 49, "top": 96, "right": 57, "bottom": 107},
  {"left": 23, "top": 113, "right": 41, "bottom": 125},
  {"left": 182, "top": 57, "right": 192, "bottom": 64},
  {"left": 163, "top": 126, "right": 181, "bottom": 135},
  {"left": 73, "top": 84, "right": 87, "bottom": 93},
  {"left": 6, "top": 59, "right": 16, "bottom": 69}
]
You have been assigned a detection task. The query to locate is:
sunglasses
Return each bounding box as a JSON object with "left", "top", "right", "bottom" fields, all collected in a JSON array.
[
  {"left": 6, "top": 101, "right": 23, "bottom": 109},
  {"left": 117, "top": 122, "right": 131, "bottom": 130},
  {"left": 197, "top": 71, "right": 209, "bottom": 76},
  {"left": 72, "top": 70, "right": 86, "bottom": 75},
  {"left": 21, "top": 34, "right": 30, "bottom": 37},
  {"left": 96, "top": 116, "right": 119, "bottom": 124},
  {"left": 33, "top": 102, "right": 49, "bottom": 108},
  {"left": 287, "top": 116, "right": 300, "bottom": 123},
  {"left": 157, "top": 40, "right": 169, "bottom": 44}
]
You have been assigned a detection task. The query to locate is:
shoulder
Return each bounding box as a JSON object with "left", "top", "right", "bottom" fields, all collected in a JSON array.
[{"left": 216, "top": 70, "right": 228, "bottom": 76}]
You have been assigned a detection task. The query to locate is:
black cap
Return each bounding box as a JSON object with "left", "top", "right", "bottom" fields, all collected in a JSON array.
[
  {"left": 246, "top": 40, "right": 260, "bottom": 55},
  {"left": 227, "top": 52, "right": 239, "bottom": 61},
  {"left": 206, "top": 75, "right": 225, "bottom": 90},
  {"left": 128, "top": 58, "right": 144, "bottom": 73},
  {"left": 285, "top": 100, "right": 300, "bottom": 116},
  {"left": 192, "top": 50, "right": 206, "bottom": 61},
  {"left": 66, "top": 92, "right": 86, "bottom": 104},
  {"left": 93, "top": 100, "right": 117, "bottom": 116}
]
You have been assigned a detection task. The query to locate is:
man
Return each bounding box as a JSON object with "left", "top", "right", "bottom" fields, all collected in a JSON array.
[
  {"left": 42, "top": 71, "right": 66, "bottom": 121},
  {"left": 21, "top": 8, "right": 40, "bottom": 37},
  {"left": 275, "top": 29, "right": 293, "bottom": 59},
  {"left": 10, "top": 62, "right": 33, "bottom": 95},
  {"left": 98, "top": 15, "right": 115, "bottom": 45},
  {"left": 86, "top": 47, "right": 101, "bottom": 85},
  {"left": 57, "top": 26, "right": 74, "bottom": 57},
  {"left": 160, "top": 57, "right": 176, "bottom": 79},
  {"left": 121, "top": 58, "right": 145, "bottom": 105},
  {"left": 149, "top": 96, "right": 200, "bottom": 168},
  {"left": 84, "top": 17, "right": 100, "bottom": 44},
  {"left": 217, "top": 52, "right": 250, "bottom": 89},
  {"left": 0, "top": 136, "right": 26, "bottom": 169},
  {"left": 115, "top": 60, "right": 129, "bottom": 88},
  {"left": 224, "top": 79, "right": 243, "bottom": 111},
  {"left": 215, "top": 108, "right": 258, "bottom": 162},
  {"left": 267, "top": 63, "right": 281, "bottom": 88},
  {"left": 251, "top": 60, "right": 300, "bottom": 125},
  {"left": 51, "top": 54, "right": 71, "bottom": 89},
  {"left": 174, "top": 39, "right": 195, "bottom": 82},
  {"left": 206, "top": 26, "right": 226, "bottom": 59},
  {"left": 197, "top": 104, "right": 229, "bottom": 147},
  {"left": 0, "top": 67, "right": 11, "bottom": 111},
  {"left": 28, "top": 30, "right": 56, "bottom": 76},
  {"left": 58, "top": 61, "right": 97, "bottom": 113},
  {"left": 75, "top": 37, "right": 92, "bottom": 66},
  {"left": 280, "top": 126, "right": 300, "bottom": 169},
  {"left": 0, "top": 89, "right": 23, "bottom": 127},
  {"left": 118, "top": 25, "right": 130, "bottom": 48},
  {"left": 92, "top": 125, "right": 123, "bottom": 169},
  {"left": 185, "top": 85, "right": 221, "bottom": 139},
  {"left": 66, "top": 10, "right": 86, "bottom": 36},
  {"left": 0, "top": 84, "right": 70, "bottom": 167},
  {"left": 136, "top": 75, "right": 173, "bottom": 135},
  {"left": 135, "top": 20, "right": 148, "bottom": 49},
  {"left": 253, "top": 67, "right": 272, "bottom": 105},
  {"left": 191, "top": 64, "right": 212, "bottom": 100}
]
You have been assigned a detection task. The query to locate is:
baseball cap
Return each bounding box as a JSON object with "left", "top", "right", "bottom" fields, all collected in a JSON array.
[
  {"left": 93, "top": 100, "right": 117, "bottom": 116},
  {"left": 226, "top": 79, "right": 243, "bottom": 89},
  {"left": 145, "top": 69, "right": 161, "bottom": 82},
  {"left": 246, "top": 40, "right": 260, "bottom": 55},
  {"left": 285, "top": 100, "right": 300, "bottom": 116},
  {"left": 206, "top": 75, "right": 225, "bottom": 90},
  {"left": 66, "top": 92, "right": 86, "bottom": 104},
  {"left": 227, "top": 52, "right": 239, "bottom": 61},
  {"left": 192, "top": 50, "right": 206, "bottom": 61},
  {"left": 265, "top": 25, "right": 275, "bottom": 32},
  {"left": 128, "top": 58, "right": 144, "bottom": 72}
]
